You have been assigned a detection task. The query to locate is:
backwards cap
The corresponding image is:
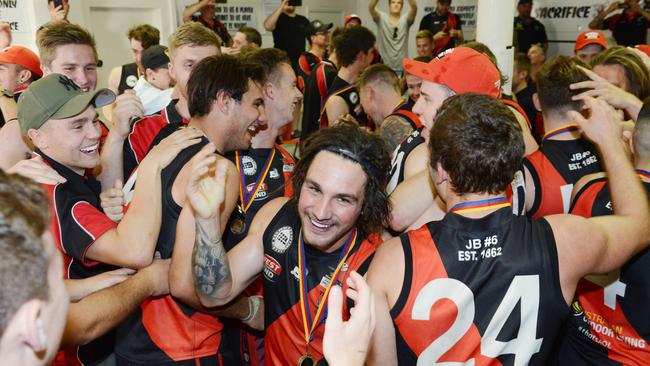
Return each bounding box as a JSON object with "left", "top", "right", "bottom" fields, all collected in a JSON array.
[{"left": 403, "top": 47, "right": 501, "bottom": 98}]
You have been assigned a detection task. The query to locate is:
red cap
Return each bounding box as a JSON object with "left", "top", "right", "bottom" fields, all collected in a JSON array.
[
  {"left": 574, "top": 31, "right": 607, "bottom": 53},
  {"left": 0, "top": 45, "right": 43, "bottom": 77},
  {"left": 635, "top": 44, "right": 650, "bottom": 58},
  {"left": 402, "top": 47, "right": 500, "bottom": 98},
  {"left": 345, "top": 14, "right": 362, "bottom": 26}
]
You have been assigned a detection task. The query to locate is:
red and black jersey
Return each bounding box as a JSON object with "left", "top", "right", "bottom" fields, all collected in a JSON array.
[
  {"left": 553, "top": 179, "right": 650, "bottom": 365},
  {"left": 301, "top": 60, "right": 336, "bottom": 139},
  {"left": 262, "top": 201, "right": 380, "bottom": 365},
  {"left": 387, "top": 101, "right": 422, "bottom": 131},
  {"left": 319, "top": 75, "right": 367, "bottom": 128},
  {"left": 392, "top": 208, "right": 568, "bottom": 365},
  {"left": 38, "top": 150, "right": 119, "bottom": 366},
  {"left": 115, "top": 124, "right": 234, "bottom": 365},
  {"left": 123, "top": 99, "right": 188, "bottom": 179},
  {"left": 296, "top": 52, "right": 322, "bottom": 93},
  {"left": 602, "top": 12, "right": 649, "bottom": 46},
  {"left": 523, "top": 138, "right": 602, "bottom": 218},
  {"left": 221, "top": 146, "right": 296, "bottom": 366}
]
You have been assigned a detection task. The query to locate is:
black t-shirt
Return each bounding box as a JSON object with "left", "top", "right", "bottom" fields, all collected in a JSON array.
[
  {"left": 272, "top": 13, "right": 311, "bottom": 69},
  {"left": 602, "top": 12, "right": 649, "bottom": 46},
  {"left": 514, "top": 16, "right": 548, "bottom": 52},
  {"left": 419, "top": 11, "right": 462, "bottom": 53}
]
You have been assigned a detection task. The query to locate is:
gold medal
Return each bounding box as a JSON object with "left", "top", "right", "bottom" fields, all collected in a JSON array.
[
  {"left": 297, "top": 352, "right": 315, "bottom": 366},
  {"left": 230, "top": 216, "right": 246, "bottom": 235}
]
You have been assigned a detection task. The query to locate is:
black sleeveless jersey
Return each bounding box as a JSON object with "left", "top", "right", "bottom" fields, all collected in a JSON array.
[
  {"left": 301, "top": 60, "right": 336, "bottom": 138},
  {"left": 118, "top": 62, "right": 139, "bottom": 95},
  {"left": 392, "top": 208, "right": 568, "bottom": 365},
  {"left": 524, "top": 138, "right": 602, "bottom": 218},
  {"left": 115, "top": 124, "right": 233, "bottom": 365},
  {"left": 553, "top": 180, "right": 650, "bottom": 365},
  {"left": 387, "top": 127, "right": 425, "bottom": 194},
  {"left": 262, "top": 201, "right": 379, "bottom": 365},
  {"left": 223, "top": 146, "right": 295, "bottom": 250},
  {"left": 320, "top": 75, "right": 367, "bottom": 127}
]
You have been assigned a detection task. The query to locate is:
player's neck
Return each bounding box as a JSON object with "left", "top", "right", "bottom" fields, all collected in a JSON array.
[
  {"left": 542, "top": 113, "right": 581, "bottom": 141},
  {"left": 338, "top": 66, "right": 359, "bottom": 84},
  {"left": 175, "top": 90, "right": 191, "bottom": 120},
  {"left": 445, "top": 191, "right": 509, "bottom": 219},
  {"left": 251, "top": 125, "right": 278, "bottom": 149},
  {"left": 188, "top": 117, "right": 226, "bottom": 153},
  {"left": 380, "top": 94, "right": 404, "bottom": 120},
  {"left": 512, "top": 80, "right": 528, "bottom": 94},
  {"left": 309, "top": 45, "right": 326, "bottom": 59},
  {"left": 316, "top": 228, "right": 356, "bottom": 254}
]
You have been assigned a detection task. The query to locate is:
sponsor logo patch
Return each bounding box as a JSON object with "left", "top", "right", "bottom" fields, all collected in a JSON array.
[
  {"left": 271, "top": 226, "right": 293, "bottom": 253},
  {"left": 263, "top": 254, "right": 282, "bottom": 282}
]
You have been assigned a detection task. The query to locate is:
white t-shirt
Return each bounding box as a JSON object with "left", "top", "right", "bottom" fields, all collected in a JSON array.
[
  {"left": 376, "top": 11, "right": 412, "bottom": 74},
  {"left": 133, "top": 76, "right": 173, "bottom": 115}
]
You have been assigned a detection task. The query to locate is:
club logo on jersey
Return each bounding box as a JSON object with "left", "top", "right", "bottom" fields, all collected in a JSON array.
[
  {"left": 283, "top": 164, "right": 294, "bottom": 173},
  {"left": 126, "top": 75, "right": 138, "bottom": 88},
  {"left": 264, "top": 254, "right": 282, "bottom": 282},
  {"left": 290, "top": 265, "right": 300, "bottom": 281},
  {"left": 246, "top": 182, "right": 268, "bottom": 201},
  {"left": 349, "top": 91, "right": 359, "bottom": 105},
  {"left": 571, "top": 299, "right": 584, "bottom": 316},
  {"left": 271, "top": 226, "right": 293, "bottom": 253},
  {"left": 242, "top": 155, "right": 257, "bottom": 176},
  {"left": 269, "top": 168, "right": 280, "bottom": 179}
]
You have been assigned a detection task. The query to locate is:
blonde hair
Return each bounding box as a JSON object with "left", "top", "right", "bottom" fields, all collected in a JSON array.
[{"left": 168, "top": 22, "right": 222, "bottom": 58}]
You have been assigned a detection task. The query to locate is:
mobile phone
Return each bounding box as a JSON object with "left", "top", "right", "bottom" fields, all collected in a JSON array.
[
  {"left": 288, "top": 0, "right": 302, "bottom": 6},
  {"left": 48, "top": 0, "right": 64, "bottom": 8}
]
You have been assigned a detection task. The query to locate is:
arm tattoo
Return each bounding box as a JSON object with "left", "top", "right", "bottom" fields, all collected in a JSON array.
[
  {"left": 192, "top": 219, "right": 232, "bottom": 299},
  {"left": 380, "top": 116, "right": 415, "bottom": 152}
]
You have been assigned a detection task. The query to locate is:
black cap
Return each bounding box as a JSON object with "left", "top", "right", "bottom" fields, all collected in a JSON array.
[
  {"left": 518, "top": 0, "right": 532, "bottom": 4},
  {"left": 141, "top": 45, "right": 169, "bottom": 71},
  {"left": 309, "top": 20, "right": 333, "bottom": 36}
]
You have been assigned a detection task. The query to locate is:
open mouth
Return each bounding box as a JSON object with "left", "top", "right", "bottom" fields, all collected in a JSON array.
[
  {"left": 80, "top": 142, "right": 99, "bottom": 155},
  {"left": 310, "top": 217, "right": 333, "bottom": 231}
]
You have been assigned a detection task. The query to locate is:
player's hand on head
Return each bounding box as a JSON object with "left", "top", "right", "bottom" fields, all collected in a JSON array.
[
  {"left": 570, "top": 66, "right": 642, "bottom": 114},
  {"left": 7, "top": 155, "right": 66, "bottom": 185},
  {"left": 146, "top": 127, "right": 203, "bottom": 169},
  {"left": 100, "top": 179, "right": 125, "bottom": 223},
  {"left": 111, "top": 90, "right": 145, "bottom": 139},
  {"left": 568, "top": 95, "right": 623, "bottom": 147},
  {"left": 186, "top": 144, "right": 227, "bottom": 220},
  {"left": 324, "top": 271, "right": 375, "bottom": 366}
]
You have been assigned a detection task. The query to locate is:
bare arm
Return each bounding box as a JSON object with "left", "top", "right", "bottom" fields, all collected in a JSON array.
[
  {"left": 366, "top": 237, "right": 403, "bottom": 366},
  {"left": 389, "top": 169, "right": 435, "bottom": 232},
  {"left": 550, "top": 97, "right": 650, "bottom": 302},
  {"left": 60, "top": 258, "right": 169, "bottom": 347},
  {"left": 107, "top": 67, "right": 121, "bottom": 96},
  {"left": 182, "top": 0, "right": 213, "bottom": 23},
  {"left": 0, "top": 119, "right": 30, "bottom": 171},
  {"left": 379, "top": 115, "right": 414, "bottom": 152},
  {"left": 264, "top": 0, "right": 288, "bottom": 31},
  {"left": 87, "top": 128, "right": 203, "bottom": 269},
  {"left": 65, "top": 268, "right": 134, "bottom": 302},
  {"left": 326, "top": 96, "right": 350, "bottom": 126},
  {"left": 368, "top": 0, "right": 380, "bottom": 23},
  {"left": 406, "top": 0, "right": 418, "bottom": 25},
  {"left": 508, "top": 105, "right": 539, "bottom": 156}
]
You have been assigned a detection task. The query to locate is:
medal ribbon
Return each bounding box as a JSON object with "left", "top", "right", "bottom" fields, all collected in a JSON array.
[
  {"left": 450, "top": 196, "right": 511, "bottom": 214},
  {"left": 637, "top": 169, "right": 650, "bottom": 180},
  {"left": 298, "top": 228, "right": 358, "bottom": 345},
  {"left": 542, "top": 124, "right": 579, "bottom": 141},
  {"left": 235, "top": 149, "right": 276, "bottom": 213}
]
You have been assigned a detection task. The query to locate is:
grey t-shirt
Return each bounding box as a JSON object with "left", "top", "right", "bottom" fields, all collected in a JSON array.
[{"left": 376, "top": 11, "right": 412, "bottom": 74}]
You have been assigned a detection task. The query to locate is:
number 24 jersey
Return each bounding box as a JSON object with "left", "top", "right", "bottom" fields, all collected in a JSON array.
[{"left": 391, "top": 208, "right": 569, "bottom": 365}]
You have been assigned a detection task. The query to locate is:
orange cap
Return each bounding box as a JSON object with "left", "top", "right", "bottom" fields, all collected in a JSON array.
[
  {"left": 0, "top": 45, "right": 42, "bottom": 77},
  {"left": 635, "top": 44, "right": 650, "bottom": 58},
  {"left": 402, "top": 47, "right": 500, "bottom": 98},
  {"left": 574, "top": 31, "right": 607, "bottom": 53}
]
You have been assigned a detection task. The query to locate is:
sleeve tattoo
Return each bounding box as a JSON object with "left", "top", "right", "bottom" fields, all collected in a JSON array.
[
  {"left": 192, "top": 219, "right": 232, "bottom": 299},
  {"left": 380, "top": 116, "right": 415, "bottom": 152}
]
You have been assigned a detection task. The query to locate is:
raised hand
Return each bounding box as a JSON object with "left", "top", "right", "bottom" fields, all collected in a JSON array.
[
  {"left": 568, "top": 96, "right": 623, "bottom": 147},
  {"left": 111, "top": 90, "right": 145, "bottom": 139},
  {"left": 185, "top": 144, "right": 228, "bottom": 220}
]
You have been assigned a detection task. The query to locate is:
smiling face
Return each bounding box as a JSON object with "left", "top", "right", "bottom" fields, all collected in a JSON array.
[
  {"left": 412, "top": 80, "right": 453, "bottom": 142},
  {"left": 46, "top": 44, "right": 97, "bottom": 92},
  {"left": 130, "top": 38, "right": 145, "bottom": 71},
  {"left": 30, "top": 105, "right": 101, "bottom": 175},
  {"left": 226, "top": 79, "right": 267, "bottom": 151},
  {"left": 267, "top": 63, "right": 302, "bottom": 128},
  {"left": 416, "top": 37, "right": 434, "bottom": 58},
  {"left": 405, "top": 74, "right": 423, "bottom": 102},
  {"left": 169, "top": 44, "right": 219, "bottom": 100},
  {"left": 298, "top": 151, "right": 366, "bottom": 252}
]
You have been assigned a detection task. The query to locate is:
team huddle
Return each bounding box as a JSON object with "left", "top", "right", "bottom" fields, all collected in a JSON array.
[{"left": 0, "top": 0, "right": 650, "bottom": 366}]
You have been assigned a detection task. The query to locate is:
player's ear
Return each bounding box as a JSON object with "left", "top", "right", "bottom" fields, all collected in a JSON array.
[{"left": 532, "top": 92, "right": 541, "bottom": 112}]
